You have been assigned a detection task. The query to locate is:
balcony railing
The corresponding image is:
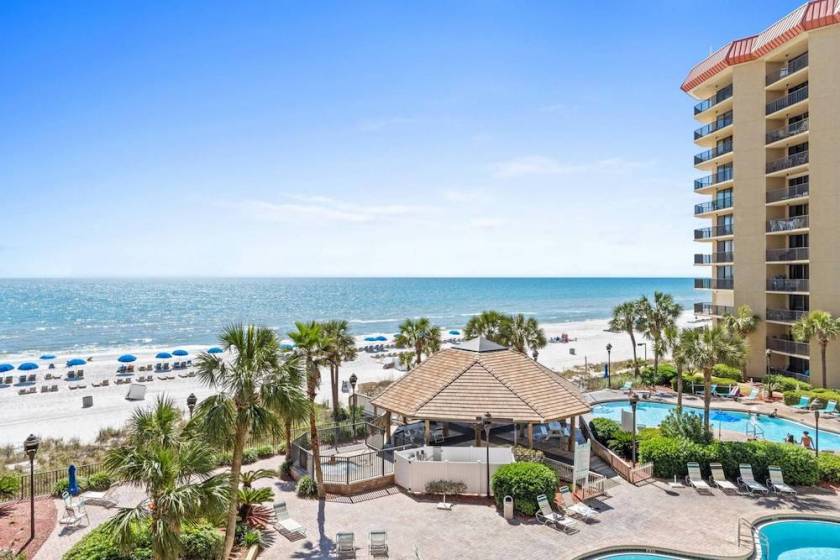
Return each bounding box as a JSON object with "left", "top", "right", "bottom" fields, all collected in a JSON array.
[
  {"left": 694, "top": 85, "right": 733, "bottom": 115},
  {"left": 766, "top": 119, "right": 809, "bottom": 144},
  {"left": 695, "top": 111, "right": 733, "bottom": 140},
  {"left": 694, "top": 224, "right": 734, "bottom": 240},
  {"left": 769, "top": 366, "right": 810, "bottom": 382},
  {"left": 695, "top": 278, "right": 734, "bottom": 290},
  {"left": 767, "top": 337, "right": 810, "bottom": 356},
  {"left": 766, "top": 53, "right": 808, "bottom": 85},
  {"left": 767, "top": 151, "right": 808, "bottom": 174},
  {"left": 767, "top": 278, "right": 809, "bottom": 292},
  {"left": 766, "top": 182, "right": 809, "bottom": 203},
  {"left": 694, "top": 252, "right": 734, "bottom": 265},
  {"left": 767, "top": 215, "right": 808, "bottom": 233},
  {"left": 766, "top": 86, "right": 808, "bottom": 115},
  {"left": 694, "top": 142, "right": 733, "bottom": 165},
  {"left": 694, "top": 303, "right": 734, "bottom": 316},
  {"left": 766, "top": 247, "right": 808, "bottom": 262},
  {"left": 694, "top": 167, "right": 733, "bottom": 190},
  {"left": 766, "top": 308, "right": 807, "bottom": 323},
  {"left": 695, "top": 198, "right": 733, "bottom": 215}
]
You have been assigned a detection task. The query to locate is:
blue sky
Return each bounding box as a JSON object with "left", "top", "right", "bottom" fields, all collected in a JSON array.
[{"left": 0, "top": 1, "right": 803, "bottom": 277}]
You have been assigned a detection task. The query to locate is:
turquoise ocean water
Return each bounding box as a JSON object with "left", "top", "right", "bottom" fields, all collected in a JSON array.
[{"left": 0, "top": 278, "right": 697, "bottom": 356}]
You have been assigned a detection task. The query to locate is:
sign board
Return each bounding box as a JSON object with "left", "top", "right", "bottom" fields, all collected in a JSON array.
[
  {"left": 621, "top": 409, "right": 634, "bottom": 433},
  {"left": 573, "top": 439, "right": 591, "bottom": 484}
]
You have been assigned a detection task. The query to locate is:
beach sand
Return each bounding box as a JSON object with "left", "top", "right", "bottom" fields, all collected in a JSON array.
[{"left": 0, "top": 312, "right": 707, "bottom": 446}]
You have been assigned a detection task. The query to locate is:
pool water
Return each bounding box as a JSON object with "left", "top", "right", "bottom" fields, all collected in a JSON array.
[{"left": 592, "top": 400, "right": 840, "bottom": 450}]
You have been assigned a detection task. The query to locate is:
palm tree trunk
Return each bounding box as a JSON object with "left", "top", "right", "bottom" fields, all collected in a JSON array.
[
  {"left": 676, "top": 365, "right": 683, "bottom": 412},
  {"left": 284, "top": 418, "right": 293, "bottom": 461},
  {"left": 629, "top": 330, "right": 639, "bottom": 376},
  {"left": 307, "top": 363, "right": 326, "bottom": 499},
  {"left": 415, "top": 342, "right": 422, "bottom": 365},
  {"left": 821, "top": 342, "right": 828, "bottom": 388},
  {"left": 653, "top": 348, "right": 659, "bottom": 379},
  {"left": 331, "top": 363, "right": 340, "bottom": 419},
  {"left": 702, "top": 367, "right": 712, "bottom": 436},
  {"left": 222, "top": 421, "right": 248, "bottom": 559}
]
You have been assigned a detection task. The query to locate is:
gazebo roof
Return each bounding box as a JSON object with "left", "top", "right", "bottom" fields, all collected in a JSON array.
[{"left": 370, "top": 337, "right": 591, "bottom": 423}]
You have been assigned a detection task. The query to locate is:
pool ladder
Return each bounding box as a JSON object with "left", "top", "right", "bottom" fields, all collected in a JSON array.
[
  {"left": 738, "top": 516, "right": 769, "bottom": 559},
  {"left": 746, "top": 418, "right": 765, "bottom": 440}
]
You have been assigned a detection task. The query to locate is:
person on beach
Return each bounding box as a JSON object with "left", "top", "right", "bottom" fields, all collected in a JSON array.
[{"left": 801, "top": 431, "right": 814, "bottom": 450}]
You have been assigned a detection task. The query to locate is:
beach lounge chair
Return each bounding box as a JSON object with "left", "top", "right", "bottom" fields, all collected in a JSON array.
[
  {"left": 695, "top": 383, "right": 717, "bottom": 396},
  {"left": 547, "top": 421, "right": 567, "bottom": 440},
  {"left": 533, "top": 424, "right": 550, "bottom": 442},
  {"left": 4, "top": 376, "right": 12, "bottom": 384},
  {"left": 41, "top": 385, "right": 49, "bottom": 393},
  {"left": 791, "top": 396, "right": 811, "bottom": 410},
  {"left": 557, "top": 486, "right": 599, "bottom": 520},
  {"left": 368, "top": 530, "right": 388, "bottom": 557},
  {"left": 723, "top": 385, "right": 740, "bottom": 399},
  {"left": 685, "top": 462, "right": 712, "bottom": 492},
  {"left": 117, "top": 365, "right": 126, "bottom": 374},
  {"left": 709, "top": 463, "right": 738, "bottom": 492},
  {"left": 28, "top": 374, "right": 36, "bottom": 382},
  {"left": 620, "top": 381, "right": 632, "bottom": 392},
  {"left": 737, "top": 464, "right": 769, "bottom": 496},
  {"left": 335, "top": 532, "right": 356, "bottom": 558},
  {"left": 59, "top": 502, "right": 89, "bottom": 527},
  {"left": 125, "top": 384, "right": 147, "bottom": 401},
  {"left": 741, "top": 387, "right": 760, "bottom": 402},
  {"left": 272, "top": 501, "right": 305, "bottom": 537},
  {"left": 535, "top": 494, "right": 577, "bottom": 533},
  {"left": 767, "top": 466, "right": 797, "bottom": 496},
  {"left": 80, "top": 488, "right": 118, "bottom": 508},
  {"left": 823, "top": 400, "right": 839, "bottom": 418},
  {"left": 51, "top": 384, "right": 58, "bottom": 392}
]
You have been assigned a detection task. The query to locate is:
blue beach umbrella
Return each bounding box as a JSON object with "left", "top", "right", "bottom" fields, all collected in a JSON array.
[
  {"left": 68, "top": 464, "right": 79, "bottom": 496},
  {"left": 207, "top": 347, "right": 223, "bottom": 354},
  {"left": 375, "top": 336, "right": 387, "bottom": 342},
  {"left": 118, "top": 354, "right": 137, "bottom": 363},
  {"left": 280, "top": 340, "right": 295, "bottom": 351},
  {"left": 66, "top": 358, "right": 86, "bottom": 367},
  {"left": 155, "top": 352, "right": 172, "bottom": 360},
  {"left": 0, "top": 364, "right": 14, "bottom": 373},
  {"left": 40, "top": 354, "right": 56, "bottom": 360},
  {"left": 172, "top": 349, "right": 188, "bottom": 357},
  {"left": 364, "top": 336, "right": 377, "bottom": 342},
  {"left": 449, "top": 330, "right": 460, "bottom": 335},
  {"left": 18, "top": 362, "right": 39, "bottom": 371}
]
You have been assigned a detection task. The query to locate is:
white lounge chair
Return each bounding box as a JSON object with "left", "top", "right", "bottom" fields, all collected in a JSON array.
[
  {"left": 59, "top": 501, "right": 89, "bottom": 527},
  {"left": 685, "top": 462, "right": 712, "bottom": 492},
  {"left": 335, "top": 532, "right": 356, "bottom": 558},
  {"left": 557, "top": 486, "right": 598, "bottom": 520},
  {"left": 741, "top": 387, "right": 760, "bottom": 402},
  {"left": 767, "top": 466, "right": 797, "bottom": 496},
  {"left": 535, "top": 494, "right": 577, "bottom": 533},
  {"left": 738, "top": 464, "right": 769, "bottom": 496},
  {"left": 709, "top": 463, "right": 738, "bottom": 492},
  {"left": 273, "top": 501, "right": 305, "bottom": 537},
  {"left": 80, "top": 488, "right": 117, "bottom": 508},
  {"left": 125, "top": 383, "right": 147, "bottom": 401},
  {"left": 368, "top": 530, "right": 388, "bottom": 557}
]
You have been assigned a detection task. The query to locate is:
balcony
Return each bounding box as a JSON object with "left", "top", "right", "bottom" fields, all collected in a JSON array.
[
  {"left": 694, "top": 198, "right": 733, "bottom": 216},
  {"left": 694, "top": 85, "right": 733, "bottom": 115},
  {"left": 766, "top": 119, "right": 808, "bottom": 145},
  {"left": 766, "top": 183, "right": 809, "bottom": 204},
  {"left": 695, "top": 111, "right": 733, "bottom": 140},
  {"left": 767, "top": 215, "right": 808, "bottom": 233},
  {"left": 694, "top": 278, "right": 734, "bottom": 290},
  {"left": 767, "top": 151, "right": 808, "bottom": 175},
  {"left": 766, "top": 86, "right": 808, "bottom": 116},
  {"left": 766, "top": 247, "right": 809, "bottom": 262},
  {"left": 694, "top": 252, "right": 734, "bottom": 265},
  {"left": 766, "top": 53, "right": 808, "bottom": 86},
  {"left": 766, "top": 278, "right": 809, "bottom": 292},
  {"left": 694, "top": 224, "right": 734, "bottom": 240},
  {"left": 694, "top": 143, "right": 733, "bottom": 166},
  {"left": 694, "top": 167, "right": 733, "bottom": 191},
  {"left": 766, "top": 309, "right": 807, "bottom": 323},
  {"left": 769, "top": 366, "right": 810, "bottom": 382},
  {"left": 694, "top": 303, "right": 734, "bottom": 317},
  {"left": 767, "top": 337, "right": 810, "bottom": 357}
]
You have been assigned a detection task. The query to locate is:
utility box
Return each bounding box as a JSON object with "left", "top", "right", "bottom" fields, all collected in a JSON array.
[
  {"left": 503, "top": 495, "right": 513, "bottom": 520},
  {"left": 82, "top": 395, "right": 93, "bottom": 408}
]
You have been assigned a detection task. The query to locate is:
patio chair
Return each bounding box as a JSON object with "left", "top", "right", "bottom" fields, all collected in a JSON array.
[
  {"left": 723, "top": 385, "right": 740, "bottom": 399},
  {"left": 557, "top": 486, "right": 598, "bottom": 520},
  {"left": 820, "top": 400, "right": 838, "bottom": 417},
  {"left": 791, "top": 396, "right": 811, "bottom": 410},
  {"left": 709, "top": 463, "right": 738, "bottom": 492},
  {"left": 59, "top": 501, "right": 89, "bottom": 527},
  {"left": 685, "top": 462, "right": 712, "bottom": 491},
  {"left": 620, "top": 381, "right": 632, "bottom": 392},
  {"left": 272, "top": 501, "right": 305, "bottom": 537},
  {"left": 533, "top": 424, "right": 550, "bottom": 443},
  {"left": 741, "top": 387, "right": 760, "bottom": 402},
  {"left": 535, "top": 494, "right": 577, "bottom": 533},
  {"left": 737, "top": 464, "right": 769, "bottom": 496},
  {"left": 547, "top": 421, "right": 566, "bottom": 440},
  {"left": 368, "top": 530, "right": 388, "bottom": 557},
  {"left": 80, "top": 487, "right": 118, "bottom": 508},
  {"left": 695, "top": 383, "right": 717, "bottom": 396},
  {"left": 335, "top": 532, "right": 356, "bottom": 558},
  {"left": 767, "top": 466, "right": 797, "bottom": 496}
]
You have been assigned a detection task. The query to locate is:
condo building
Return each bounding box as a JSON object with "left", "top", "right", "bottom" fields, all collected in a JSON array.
[{"left": 683, "top": 0, "right": 840, "bottom": 386}]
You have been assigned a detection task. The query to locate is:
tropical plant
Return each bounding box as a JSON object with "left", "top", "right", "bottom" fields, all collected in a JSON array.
[
  {"left": 463, "top": 310, "right": 509, "bottom": 341},
  {"left": 793, "top": 310, "right": 840, "bottom": 388},
  {"left": 398, "top": 351, "right": 416, "bottom": 370},
  {"left": 296, "top": 475, "right": 318, "bottom": 498},
  {"left": 490, "top": 462, "right": 557, "bottom": 516},
  {"left": 658, "top": 409, "right": 708, "bottom": 444},
  {"left": 463, "top": 311, "right": 546, "bottom": 360},
  {"left": 638, "top": 292, "right": 683, "bottom": 377},
  {"left": 100, "top": 397, "right": 228, "bottom": 560},
  {"left": 609, "top": 299, "right": 645, "bottom": 376},
  {"left": 193, "top": 323, "right": 308, "bottom": 558},
  {"left": 238, "top": 486, "right": 274, "bottom": 528},
  {"left": 721, "top": 304, "right": 759, "bottom": 378},
  {"left": 395, "top": 317, "right": 441, "bottom": 366},
  {"left": 664, "top": 325, "right": 697, "bottom": 411},
  {"left": 321, "top": 320, "right": 357, "bottom": 419},
  {"left": 681, "top": 325, "right": 746, "bottom": 435},
  {"left": 239, "top": 468, "right": 275, "bottom": 489}
]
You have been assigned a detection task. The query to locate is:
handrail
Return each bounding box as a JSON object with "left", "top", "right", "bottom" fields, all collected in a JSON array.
[
  {"left": 767, "top": 151, "right": 808, "bottom": 174},
  {"left": 766, "top": 86, "right": 808, "bottom": 115},
  {"left": 694, "top": 84, "right": 733, "bottom": 114},
  {"left": 766, "top": 118, "right": 808, "bottom": 144},
  {"left": 695, "top": 111, "right": 733, "bottom": 139}
]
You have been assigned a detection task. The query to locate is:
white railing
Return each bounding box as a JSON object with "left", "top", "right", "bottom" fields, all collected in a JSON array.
[
  {"left": 629, "top": 462, "right": 654, "bottom": 483},
  {"left": 543, "top": 458, "right": 607, "bottom": 498}
]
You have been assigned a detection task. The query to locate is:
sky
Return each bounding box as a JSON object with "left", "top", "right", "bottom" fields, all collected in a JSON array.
[{"left": 0, "top": 0, "right": 805, "bottom": 278}]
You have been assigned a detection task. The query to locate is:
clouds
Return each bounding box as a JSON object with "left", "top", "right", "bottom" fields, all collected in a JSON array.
[
  {"left": 492, "top": 155, "right": 655, "bottom": 178},
  {"left": 238, "top": 195, "right": 427, "bottom": 225}
]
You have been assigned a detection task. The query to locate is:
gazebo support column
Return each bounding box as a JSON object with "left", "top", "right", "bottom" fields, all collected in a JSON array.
[
  {"left": 424, "top": 419, "right": 431, "bottom": 444},
  {"left": 528, "top": 423, "right": 534, "bottom": 449},
  {"left": 384, "top": 411, "right": 392, "bottom": 445},
  {"left": 567, "top": 416, "right": 576, "bottom": 452},
  {"left": 474, "top": 424, "right": 481, "bottom": 446},
  {"left": 442, "top": 422, "right": 449, "bottom": 437}
]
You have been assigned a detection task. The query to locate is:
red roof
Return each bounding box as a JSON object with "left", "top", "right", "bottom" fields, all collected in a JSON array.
[{"left": 682, "top": 0, "right": 840, "bottom": 93}]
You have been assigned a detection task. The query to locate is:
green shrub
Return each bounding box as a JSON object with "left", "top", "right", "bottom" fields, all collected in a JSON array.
[
  {"left": 659, "top": 410, "right": 709, "bottom": 444},
  {"left": 65, "top": 519, "right": 220, "bottom": 560},
  {"left": 818, "top": 454, "right": 840, "bottom": 484},
  {"left": 512, "top": 446, "right": 544, "bottom": 463},
  {"left": 0, "top": 473, "right": 20, "bottom": 499},
  {"left": 640, "top": 363, "right": 678, "bottom": 386},
  {"left": 279, "top": 458, "right": 294, "bottom": 478},
  {"left": 490, "top": 462, "right": 557, "bottom": 516},
  {"left": 296, "top": 475, "right": 318, "bottom": 498},
  {"left": 52, "top": 478, "right": 72, "bottom": 497},
  {"left": 589, "top": 418, "right": 623, "bottom": 444},
  {"left": 712, "top": 363, "right": 742, "bottom": 381},
  {"left": 254, "top": 445, "right": 275, "bottom": 459},
  {"left": 241, "top": 448, "right": 259, "bottom": 465},
  {"left": 181, "top": 522, "right": 223, "bottom": 560},
  {"left": 86, "top": 471, "right": 113, "bottom": 491},
  {"left": 242, "top": 530, "right": 262, "bottom": 548},
  {"left": 216, "top": 451, "right": 233, "bottom": 466},
  {"left": 675, "top": 373, "right": 741, "bottom": 393}
]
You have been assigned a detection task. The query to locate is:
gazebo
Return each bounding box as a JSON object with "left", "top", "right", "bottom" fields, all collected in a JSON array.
[{"left": 370, "top": 336, "right": 592, "bottom": 450}]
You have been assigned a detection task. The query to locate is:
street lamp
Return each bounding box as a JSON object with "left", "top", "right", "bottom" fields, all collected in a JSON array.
[
  {"left": 23, "top": 434, "right": 40, "bottom": 542},
  {"left": 814, "top": 409, "right": 820, "bottom": 457},
  {"left": 629, "top": 394, "right": 639, "bottom": 467},
  {"left": 765, "top": 349, "right": 772, "bottom": 378},
  {"left": 606, "top": 343, "right": 613, "bottom": 389},
  {"left": 480, "top": 412, "right": 492, "bottom": 498},
  {"left": 186, "top": 393, "right": 197, "bottom": 419},
  {"left": 637, "top": 342, "right": 647, "bottom": 363},
  {"left": 349, "top": 373, "right": 358, "bottom": 428}
]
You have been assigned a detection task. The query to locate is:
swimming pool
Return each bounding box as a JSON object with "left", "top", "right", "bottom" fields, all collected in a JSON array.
[{"left": 592, "top": 400, "right": 840, "bottom": 450}]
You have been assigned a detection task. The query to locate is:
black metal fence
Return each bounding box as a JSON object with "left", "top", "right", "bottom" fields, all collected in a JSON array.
[{"left": 13, "top": 463, "right": 106, "bottom": 500}]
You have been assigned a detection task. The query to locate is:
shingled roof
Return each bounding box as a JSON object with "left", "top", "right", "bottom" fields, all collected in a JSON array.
[{"left": 370, "top": 337, "right": 591, "bottom": 423}]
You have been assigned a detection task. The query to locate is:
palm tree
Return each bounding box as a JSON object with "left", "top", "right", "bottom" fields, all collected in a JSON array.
[
  {"left": 463, "top": 310, "right": 509, "bottom": 342},
  {"left": 682, "top": 325, "right": 745, "bottom": 435},
  {"left": 288, "top": 320, "right": 328, "bottom": 498},
  {"left": 395, "top": 317, "right": 441, "bottom": 365},
  {"left": 638, "top": 292, "right": 683, "bottom": 377},
  {"left": 722, "top": 305, "right": 759, "bottom": 379},
  {"left": 398, "top": 351, "right": 416, "bottom": 371},
  {"left": 193, "top": 323, "right": 307, "bottom": 558},
  {"left": 525, "top": 317, "right": 547, "bottom": 361},
  {"left": 504, "top": 314, "right": 529, "bottom": 353},
  {"left": 793, "top": 310, "right": 840, "bottom": 388},
  {"left": 321, "top": 320, "right": 357, "bottom": 419},
  {"left": 102, "top": 397, "right": 228, "bottom": 560},
  {"left": 664, "top": 325, "right": 697, "bottom": 412},
  {"left": 609, "top": 300, "right": 644, "bottom": 376}
]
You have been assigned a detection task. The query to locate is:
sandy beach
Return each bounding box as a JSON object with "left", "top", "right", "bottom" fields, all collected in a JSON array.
[{"left": 0, "top": 312, "right": 707, "bottom": 446}]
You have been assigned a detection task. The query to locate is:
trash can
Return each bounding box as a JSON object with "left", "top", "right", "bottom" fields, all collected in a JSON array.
[
  {"left": 82, "top": 395, "right": 93, "bottom": 408},
  {"left": 503, "top": 495, "right": 514, "bottom": 520}
]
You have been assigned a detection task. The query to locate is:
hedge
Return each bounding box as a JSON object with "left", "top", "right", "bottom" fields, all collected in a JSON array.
[
  {"left": 491, "top": 462, "right": 557, "bottom": 516},
  {"left": 784, "top": 389, "right": 840, "bottom": 407},
  {"left": 0, "top": 473, "right": 20, "bottom": 500},
  {"left": 640, "top": 364, "right": 678, "bottom": 386},
  {"left": 589, "top": 418, "right": 659, "bottom": 459},
  {"left": 52, "top": 472, "right": 113, "bottom": 497},
  {"left": 712, "top": 363, "right": 742, "bottom": 381},
  {"left": 818, "top": 454, "right": 840, "bottom": 484},
  {"left": 638, "top": 436, "right": 818, "bottom": 486},
  {"left": 64, "top": 521, "right": 222, "bottom": 560},
  {"left": 674, "top": 373, "right": 743, "bottom": 392}
]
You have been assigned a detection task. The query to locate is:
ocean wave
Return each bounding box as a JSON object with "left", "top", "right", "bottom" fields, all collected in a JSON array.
[{"left": 348, "top": 318, "right": 401, "bottom": 324}]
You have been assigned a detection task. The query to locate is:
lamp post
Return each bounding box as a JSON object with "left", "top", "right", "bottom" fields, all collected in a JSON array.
[
  {"left": 186, "top": 393, "right": 197, "bottom": 419},
  {"left": 629, "top": 394, "right": 639, "bottom": 467},
  {"left": 480, "top": 412, "right": 492, "bottom": 498},
  {"left": 349, "top": 373, "right": 358, "bottom": 432},
  {"left": 815, "top": 409, "right": 820, "bottom": 457},
  {"left": 765, "top": 348, "right": 771, "bottom": 378},
  {"left": 606, "top": 343, "right": 613, "bottom": 389},
  {"left": 24, "top": 434, "right": 39, "bottom": 542},
  {"left": 637, "top": 342, "right": 647, "bottom": 363}
]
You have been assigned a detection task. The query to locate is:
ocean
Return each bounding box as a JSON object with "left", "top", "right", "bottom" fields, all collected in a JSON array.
[{"left": 0, "top": 278, "right": 699, "bottom": 356}]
